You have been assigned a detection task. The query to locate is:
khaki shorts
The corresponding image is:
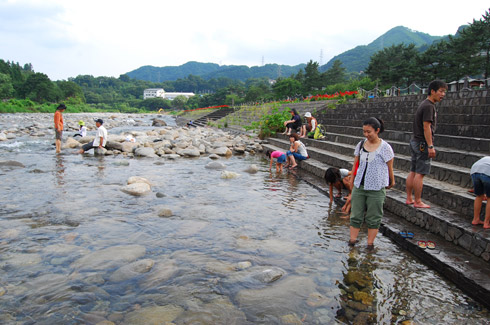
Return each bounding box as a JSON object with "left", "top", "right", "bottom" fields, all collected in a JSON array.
[
  {"left": 350, "top": 186, "right": 386, "bottom": 229},
  {"left": 55, "top": 130, "right": 63, "bottom": 140},
  {"left": 409, "top": 140, "right": 431, "bottom": 175}
]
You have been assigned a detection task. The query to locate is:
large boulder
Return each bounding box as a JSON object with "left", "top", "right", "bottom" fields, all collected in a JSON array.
[
  {"left": 213, "top": 147, "right": 232, "bottom": 157},
  {"left": 152, "top": 118, "right": 167, "bottom": 127},
  {"left": 180, "top": 148, "right": 200, "bottom": 158},
  {"left": 134, "top": 147, "right": 157, "bottom": 158},
  {"left": 121, "top": 142, "right": 138, "bottom": 153},
  {"left": 0, "top": 132, "right": 7, "bottom": 141},
  {"left": 106, "top": 141, "right": 123, "bottom": 151},
  {"left": 63, "top": 137, "right": 81, "bottom": 149}
]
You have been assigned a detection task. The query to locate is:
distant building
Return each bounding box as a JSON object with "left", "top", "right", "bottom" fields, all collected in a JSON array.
[
  {"left": 143, "top": 88, "right": 165, "bottom": 99},
  {"left": 143, "top": 88, "right": 195, "bottom": 100}
]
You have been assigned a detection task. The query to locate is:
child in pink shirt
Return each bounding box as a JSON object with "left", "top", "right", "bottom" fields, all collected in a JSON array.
[{"left": 266, "top": 150, "right": 286, "bottom": 172}]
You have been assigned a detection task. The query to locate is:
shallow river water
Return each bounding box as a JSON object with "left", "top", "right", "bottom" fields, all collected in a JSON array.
[{"left": 0, "top": 120, "right": 489, "bottom": 324}]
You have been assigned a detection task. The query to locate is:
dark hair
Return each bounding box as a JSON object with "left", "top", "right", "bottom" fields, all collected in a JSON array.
[
  {"left": 290, "top": 108, "right": 299, "bottom": 116},
  {"left": 325, "top": 167, "right": 341, "bottom": 184},
  {"left": 289, "top": 133, "right": 300, "bottom": 141},
  {"left": 265, "top": 150, "right": 272, "bottom": 158},
  {"left": 57, "top": 103, "right": 66, "bottom": 110},
  {"left": 428, "top": 80, "right": 447, "bottom": 94},
  {"left": 363, "top": 117, "right": 384, "bottom": 133}
]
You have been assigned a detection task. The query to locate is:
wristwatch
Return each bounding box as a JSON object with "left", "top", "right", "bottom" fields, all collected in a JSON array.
[{"left": 428, "top": 145, "right": 434, "bottom": 149}]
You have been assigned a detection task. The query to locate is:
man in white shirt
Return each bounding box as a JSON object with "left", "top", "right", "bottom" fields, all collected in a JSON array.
[{"left": 79, "top": 119, "right": 108, "bottom": 154}]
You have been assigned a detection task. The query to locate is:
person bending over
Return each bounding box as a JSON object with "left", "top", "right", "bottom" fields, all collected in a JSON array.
[{"left": 266, "top": 150, "right": 286, "bottom": 172}]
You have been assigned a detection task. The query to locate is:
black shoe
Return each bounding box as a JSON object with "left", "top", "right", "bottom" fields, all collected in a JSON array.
[{"left": 348, "top": 239, "right": 358, "bottom": 247}]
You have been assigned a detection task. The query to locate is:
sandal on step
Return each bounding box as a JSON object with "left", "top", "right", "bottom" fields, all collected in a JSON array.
[
  {"left": 417, "top": 241, "right": 427, "bottom": 249},
  {"left": 427, "top": 241, "right": 436, "bottom": 249}
]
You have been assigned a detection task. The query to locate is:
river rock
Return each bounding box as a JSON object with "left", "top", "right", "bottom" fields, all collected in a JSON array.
[
  {"left": 106, "top": 141, "right": 123, "bottom": 151},
  {"left": 208, "top": 153, "right": 220, "bottom": 160},
  {"left": 134, "top": 147, "right": 157, "bottom": 158},
  {"left": 6, "top": 133, "right": 16, "bottom": 139},
  {"left": 237, "top": 261, "right": 252, "bottom": 269},
  {"left": 158, "top": 208, "right": 173, "bottom": 218},
  {"left": 235, "top": 276, "right": 316, "bottom": 318},
  {"left": 124, "top": 305, "right": 183, "bottom": 324},
  {"left": 252, "top": 266, "right": 286, "bottom": 283},
  {"left": 71, "top": 245, "right": 146, "bottom": 271},
  {"left": 0, "top": 132, "right": 6, "bottom": 141},
  {"left": 180, "top": 148, "right": 200, "bottom": 157},
  {"left": 162, "top": 154, "right": 180, "bottom": 160},
  {"left": 63, "top": 137, "right": 81, "bottom": 149},
  {"left": 205, "top": 161, "right": 226, "bottom": 169},
  {"left": 127, "top": 176, "right": 152, "bottom": 186},
  {"left": 213, "top": 147, "right": 232, "bottom": 156},
  {"left": 121, "top": 182, "right": 151, "bottom": 196},
  {"left": 94, "top": 147, "right": 107, "bottom": 156},
  {"left": 109, "top": 258, "right": 155, "bottom": 282},
  {"left": 139, "top": 260, "right": 179, "bottom": 289},
  {"left": 121, "top": 142, "right": 138, "bottom": 153},
  {"left": 221, "top": 171, "right": 240, "bottom": 179},
  {"left": 152, "top": 118, "right": 167, "bottom": 127},
  {"left": 0, "top": 160, "right": 25, "bottom": 168},
  {"left": 244, "top": 164, "right": 259, "bottom": 173}
]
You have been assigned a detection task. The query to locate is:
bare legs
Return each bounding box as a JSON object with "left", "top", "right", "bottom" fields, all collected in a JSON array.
[
  {"left": 406, "top": 171, "right": 430, "bottom": 208},
  {"left": 472, "top": 195, "right": 490, "bottom": 228},
  {"left": 55, "top": 139, "right": 61, "bottom": 154},
  {"left": 349, "top": 226, "right": 378, "bottom": 246}
]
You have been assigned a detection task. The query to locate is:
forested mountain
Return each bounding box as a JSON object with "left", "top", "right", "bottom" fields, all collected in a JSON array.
[
  {"left": 320, "top": 26, "right": 448, "bottom": 73},
  {"left": 127, "top": 61, "right": 306, "bottom": 82}
]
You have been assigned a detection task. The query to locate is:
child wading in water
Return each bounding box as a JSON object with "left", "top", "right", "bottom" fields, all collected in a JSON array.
[
  {"left": 325, "top": 167, "right": 353, "bottom": 215},
  {"left": 266, "top": 150, "right": 287, "bottom": 172}
]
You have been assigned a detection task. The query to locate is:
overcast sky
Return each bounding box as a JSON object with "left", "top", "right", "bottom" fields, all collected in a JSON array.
[{"left": 1, "top": 0, "right": 488, "bottom": 81}]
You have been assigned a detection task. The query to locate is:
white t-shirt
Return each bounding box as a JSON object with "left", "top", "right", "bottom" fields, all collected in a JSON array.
[
  {"left": 471, "top": 156, "right": 490, "bottom": 176},
  {"left": 354, "top": 139, "right": 394, "bottom": 190},
  {"left": 79, "top": 126, "right": 87, "bottom": 137},
  {"left": 340, "top": 168, "right": 349, "bottom": 180},
  {"left": 93, "top": 125, "right": 108, "bottom": 147}
]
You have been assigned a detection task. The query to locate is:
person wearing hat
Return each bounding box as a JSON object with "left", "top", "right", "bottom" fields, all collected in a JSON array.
[
  {"left": 73, "top": 120, "right": 87, "bottom": 138},
  {"left": 78, "top": 119, "right": 108, "bottom": 154},
  {"left": 300, "top": 112, "right": 317, "bottom": 138},
  {"left": 54, "top": 103, "right": 67, "bottom": 153}
]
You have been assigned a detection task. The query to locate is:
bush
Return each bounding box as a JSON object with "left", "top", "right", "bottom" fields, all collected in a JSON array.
[{"left": 244, "top": 104, "right": 290, "bottom": 139}]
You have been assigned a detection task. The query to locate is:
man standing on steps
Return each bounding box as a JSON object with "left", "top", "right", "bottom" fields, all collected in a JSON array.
[{"left": 406, "top": 80, "right": 447, "bottom": 208}]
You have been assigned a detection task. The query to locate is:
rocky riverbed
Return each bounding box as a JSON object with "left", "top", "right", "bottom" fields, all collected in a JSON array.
[{"left": 0, "top": 113, "right": 489, "bottom": 324}]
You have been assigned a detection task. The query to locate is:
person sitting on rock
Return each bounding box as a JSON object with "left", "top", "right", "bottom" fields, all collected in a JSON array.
[
  {"left": 325, "top": 167, "right": 353, "bottom": 215},
  {"left": 79, "top": 119, "right": 107, "bottom": 154},
  {"left": 470, "top": 156, "right": 490, "bottom": 228},
  {"left": 300, "top": 112, "right": 317, "bottom": 138},
  {"left": 266, "top": 150, "right": 286, "bottom": 172},
  {"left": 73, "top": 120, "right": 87, "bottom": 138}
]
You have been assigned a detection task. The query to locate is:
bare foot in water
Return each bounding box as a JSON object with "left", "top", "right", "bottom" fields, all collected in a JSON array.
[{"left": 472, "top": 220, "right": 484, "bottom": 225}]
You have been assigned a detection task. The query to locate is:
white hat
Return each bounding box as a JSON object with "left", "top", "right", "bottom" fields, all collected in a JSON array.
[{"left": 304, "top": 112, "right": 312, "bottom": 117}]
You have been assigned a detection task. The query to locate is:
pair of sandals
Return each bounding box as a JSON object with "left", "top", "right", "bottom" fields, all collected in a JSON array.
[{"left": 418, "top": 240, "right": 436, "bottom": 249}]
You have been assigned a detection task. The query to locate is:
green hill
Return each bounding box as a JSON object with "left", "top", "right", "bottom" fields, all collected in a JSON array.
[
  {"left": 127, "top": 62, "right": 306, "bottom": 82},
  {"left": 127, "top": 26, "right": 453, "bottom": 82},
  {"left": 320, "top": 26, "right": 446, "bottom": 73}
]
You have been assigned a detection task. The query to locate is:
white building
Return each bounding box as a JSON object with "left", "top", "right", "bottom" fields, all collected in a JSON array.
[
  {"left": 143, "top": 88, "right": 165, "bottom": 99},
  {"left": 143, "top": 88, "right": 195, "bottom": 100}
]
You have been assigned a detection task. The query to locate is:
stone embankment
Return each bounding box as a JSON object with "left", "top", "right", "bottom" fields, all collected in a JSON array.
[{"left": 260, "top": 89, "right": 490, "bottom": 308}]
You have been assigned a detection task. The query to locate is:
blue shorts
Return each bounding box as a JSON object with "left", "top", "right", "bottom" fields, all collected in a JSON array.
[
  {"left": 276, "top": 154, "right": 286, "bottom": 164},
  {"left": 286, "top": 151, "right": 307, "bottom": 161},
  {"left": 472, "top": 173, "right": 490, "bottom": 196}
]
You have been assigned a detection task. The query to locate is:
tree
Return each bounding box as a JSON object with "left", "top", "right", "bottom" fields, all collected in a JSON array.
[
  {"left": 272, "top": 78, "right": 301, "bottom": 99},
  {"left": 0, "top": 73, "right": 14, "bottom": 99},
  {"left": 171, "top": 95, "right": 188, "bottom": 110},
  {"left": 322, "top": 60, "right": 347, "bottom": 86},
  {"left": 57, "top": 80, "right": 86, "bottom": 103},
  {"left": 366, "top": 44, "right": 418, "bottom": 86},
  {"left": 20, "top": 72, "right": 59, "bottom": 103},
  {"left": 303, "top": 60, "right": 322, "bottom": 94}
]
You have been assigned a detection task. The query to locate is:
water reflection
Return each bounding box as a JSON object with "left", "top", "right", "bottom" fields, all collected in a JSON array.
[{"left": 54, "top": 154, "right": 65, "bottom": 187}]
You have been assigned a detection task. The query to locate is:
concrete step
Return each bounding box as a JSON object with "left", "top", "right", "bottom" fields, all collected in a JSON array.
[
  {"left": 323, "top": 124, "right": 490, "bottom": 152},
  {"left": 317, "top": 111, "right": 490, "bottom": 125},
  {"left": 262, "top": 142, "right": 490, "bottom": 266},
  {"left": 272, "top": 135, "right": 474, "bottom": 187},
  {"left": 322, "top": 130, "right": 486, "bottom": 170},
  {"left": 317, "top": 118, "right": 490, "bottom": 138},
  {"left": 267, "top": 136, "right": 483, "bottom": 217}
]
